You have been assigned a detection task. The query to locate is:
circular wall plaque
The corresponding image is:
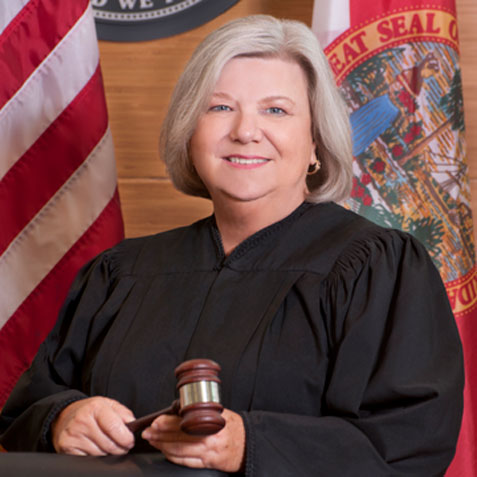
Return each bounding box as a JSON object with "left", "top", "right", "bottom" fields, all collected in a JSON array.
[{"left": 91, "top": 0, "right": 240, "bottom": 42}]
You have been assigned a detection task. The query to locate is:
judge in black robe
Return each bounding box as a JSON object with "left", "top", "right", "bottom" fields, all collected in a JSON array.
[
  {"left": 0, "top": 202, "right": 464, "bottom": 475},
  {"left": 0, "top": 15, "right": 463, "bottom": 476}
]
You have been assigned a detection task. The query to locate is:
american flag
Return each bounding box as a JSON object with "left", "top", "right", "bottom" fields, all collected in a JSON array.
[{"left": 0, "top": 0, "right": 124, "bottom": 406}]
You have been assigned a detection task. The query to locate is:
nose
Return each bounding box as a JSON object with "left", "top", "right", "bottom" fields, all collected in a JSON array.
[{"left": 229, "top": 110, "right": 262, "bottom": 143}]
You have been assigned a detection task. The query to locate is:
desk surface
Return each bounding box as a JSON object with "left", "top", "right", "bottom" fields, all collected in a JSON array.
[{"left": 0, "top": 452, "right": 230, "bottom": 476}]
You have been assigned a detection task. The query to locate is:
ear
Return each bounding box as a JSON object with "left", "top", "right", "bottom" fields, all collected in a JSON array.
[{"left": 310, "top": 145, "right": 318, "bottom": 166}]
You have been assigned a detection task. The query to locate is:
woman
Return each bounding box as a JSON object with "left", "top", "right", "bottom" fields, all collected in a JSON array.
[{"left": 0, "top": 15, "right": 463, "bottom": 476}]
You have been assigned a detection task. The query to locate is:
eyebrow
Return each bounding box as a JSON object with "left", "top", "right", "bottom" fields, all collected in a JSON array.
[
  {"left": 210, "top": 92, "right": 233, "bottom": 100},
  {"left": 211, "top": 92, "right": 296, "bottom": 105},
  {"left": 261, "top": 95, "right": 296, "bottom": 106}
]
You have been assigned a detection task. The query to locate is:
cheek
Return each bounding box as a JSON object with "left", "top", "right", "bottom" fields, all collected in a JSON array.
[
  {"left": 190, "top": 122, "right": 226, "bottom": 161},
  {"left": 188, "top": 135, "right": 217, "bottom": 185},
  {"left": 278, "top": 129, "right": 314, "bottom": 161},
  {"left": 188, "top": 138, "right": 199, "bottom": 165},
  {"left": 189, "top": 131, "right": 209, "bottom": 166}
]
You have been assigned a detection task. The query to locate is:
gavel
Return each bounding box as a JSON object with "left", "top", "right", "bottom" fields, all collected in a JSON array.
[{"left": 126, "top": 358, "right": 226, "bottom": 435}]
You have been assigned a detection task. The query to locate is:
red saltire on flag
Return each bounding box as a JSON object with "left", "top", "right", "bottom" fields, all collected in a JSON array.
[
  {"left": 0, "top": 0, "right": 124, "bottom": 407},
  {"left": 312, "top": 0, "right": 476, "bottom": 474}
]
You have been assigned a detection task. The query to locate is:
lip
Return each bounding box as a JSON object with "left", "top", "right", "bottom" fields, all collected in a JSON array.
[{"left": 223, "top": 154, "right": 270, "bottom": 169}]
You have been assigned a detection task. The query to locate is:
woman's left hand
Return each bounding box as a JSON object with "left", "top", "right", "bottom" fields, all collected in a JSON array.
[{"left": 141, "top": 408, "right": 245, "bottom": 472}]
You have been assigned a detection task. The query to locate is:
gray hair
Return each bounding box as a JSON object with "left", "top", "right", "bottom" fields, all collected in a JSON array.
[{"left": 160, "top": 14, "right": 352, "bottom": 203}]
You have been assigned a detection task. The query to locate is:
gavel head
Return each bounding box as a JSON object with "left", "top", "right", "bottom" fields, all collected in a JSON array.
[{"left": 174, "top": 358, "right": 226, "bottom": 435}]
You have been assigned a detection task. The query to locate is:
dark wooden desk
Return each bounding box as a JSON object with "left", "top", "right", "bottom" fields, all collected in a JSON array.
[{"left": 0, "top": 452, "right": 231, "bottom": 476}]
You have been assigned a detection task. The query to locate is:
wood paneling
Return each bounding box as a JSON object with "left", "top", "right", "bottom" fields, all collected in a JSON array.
[
  {"left": 457, "top": 0, "right": 477, "bottom": 178},
  {"left": 118, "top": 179, "right": 212, "bottom": 237},
  {"left": 98, "top": 0, "right": 477, "bottom": 239}
]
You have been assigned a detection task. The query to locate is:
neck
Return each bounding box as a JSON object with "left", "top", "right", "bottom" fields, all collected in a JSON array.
[{"left": 213, "top": 195, "right": 306, "bottom": 256}]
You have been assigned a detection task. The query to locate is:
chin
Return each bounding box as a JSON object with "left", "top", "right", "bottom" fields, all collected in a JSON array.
[{"left": 221, "top": 188, "right": 272, "bottom": 204}]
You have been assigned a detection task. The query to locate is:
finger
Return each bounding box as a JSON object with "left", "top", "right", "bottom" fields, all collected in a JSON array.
[
  {"left": 110, "top": 400, "right": 136, "bottom": 423},
  {"left": 149, "top": 439, "right": 208, "bottom": 467},
  {"left": 53, "top": 397, "right": 135, "bottom": 456},
  {"left": 151, "top": 414, "right": 182, "bottom": 431},
  {"left": 56, "top": 428, "right": 112, "bottom": 456},
  {"left": 91, "top": 434, "right": 131, "bottom": 456},
  {"left": 163, "top": 455, "right": 206, "bottom": 469},
  {"left": 142, "top": 414, "right": 183, "bottom": 441},
  {"left": 57, "top": 445, "right": 89, "bottom": 457},
  {"left": 95, "top": 406, "right": 135, "bottom": 451},
  {"left": 69, "top": 449, "right": 88, "bottom": 456},
  {"left": 68, "top": 415, "right": 131, "bottom": 456},
  {"left": 143, "top": 426, "right": 204, "bottom": 444},
  {"left": 142, "top": 427, "right": 185, "bottom": 443},
  {"left": 156, "top": 439, "right": 208, "bottom": 456},
  {"left": 71, "top": 436, "right": 110, "bottom": 456},
  {"left": 147, "top": 409, "right": 246, "bottom": 473}
]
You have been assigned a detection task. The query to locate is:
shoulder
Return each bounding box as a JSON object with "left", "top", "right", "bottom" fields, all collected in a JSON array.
[
  {"left": 95, "top": 216, "right": 216, "bottom": 278},
  {"left": 286, "top": 202, "right": 432, "bottom": 276},
  {"left": 314, "top": 204, "right": 435, "bottom": 285}
]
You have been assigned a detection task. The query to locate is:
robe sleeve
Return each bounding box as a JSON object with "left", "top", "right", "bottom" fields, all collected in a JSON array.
[
  {"left": 241, "top": 231, "right": 464, "bottom": 476},
  {"left": 0, "top": 252, "right": 122, "bottom": 452}
]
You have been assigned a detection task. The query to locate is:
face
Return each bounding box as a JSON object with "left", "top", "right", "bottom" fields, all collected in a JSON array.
[{"left": 189, "top": 56, "right": 316, "bottom": 211}]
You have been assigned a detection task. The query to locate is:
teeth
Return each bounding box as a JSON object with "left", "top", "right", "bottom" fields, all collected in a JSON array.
[{"left": 227, "top": 157, "right": 267, "bottom": 164}]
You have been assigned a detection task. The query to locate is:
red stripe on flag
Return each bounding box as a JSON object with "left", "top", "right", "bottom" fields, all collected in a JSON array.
[
  {"left": 0, "top": 0, "right": 88, "bottom": 110},
  {"left": 446, "top": 313, "right": 477, "bottom": 475},
  {"left": 0, "top": 189, "right": 124, "bottom": 406},
  {"left": 0, "top": 65, "right": 108, "bottom": 254}
]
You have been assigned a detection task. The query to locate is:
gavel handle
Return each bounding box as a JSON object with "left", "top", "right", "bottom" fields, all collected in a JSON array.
[{"left": 126, "top": 400, "right": 180, "bottom": 433}]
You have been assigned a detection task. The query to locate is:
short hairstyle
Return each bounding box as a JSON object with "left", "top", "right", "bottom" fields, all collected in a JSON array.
[{"left": 160, "top": 14, "right": 353, "bottom": 203}]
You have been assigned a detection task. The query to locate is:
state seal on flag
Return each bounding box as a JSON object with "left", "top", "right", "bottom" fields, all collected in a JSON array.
[
  {"left": 91, "top": 0, "right": 239, "bottom": 41},
  {"left": 324, "top": 5, "right": 475, "bottom": 314}
]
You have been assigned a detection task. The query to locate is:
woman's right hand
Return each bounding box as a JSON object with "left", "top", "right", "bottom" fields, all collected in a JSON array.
[{"left": 51, "top": 396, "right": 136, "bottom": 456}]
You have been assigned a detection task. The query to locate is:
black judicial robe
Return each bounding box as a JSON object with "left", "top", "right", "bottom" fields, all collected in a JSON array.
[{"left": 0, "top": 202, "right": 464, "bottom": 476}]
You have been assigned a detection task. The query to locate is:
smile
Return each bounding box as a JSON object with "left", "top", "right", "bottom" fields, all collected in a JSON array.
[{"left": 225, "top": 156, "right": 269, "bottom": 165}]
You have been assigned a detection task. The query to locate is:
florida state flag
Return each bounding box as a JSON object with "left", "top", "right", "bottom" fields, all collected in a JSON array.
[
  {"left": 312, "top": 0, "right": 476, "bottom": 474},
  {"left": 0, "top": 0, "right": 124, "bottom": 407}
]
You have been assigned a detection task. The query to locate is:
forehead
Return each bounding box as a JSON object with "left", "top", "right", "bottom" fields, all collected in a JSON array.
[{"left": 213, "top": 56, "right": 310, "bottom": 99}]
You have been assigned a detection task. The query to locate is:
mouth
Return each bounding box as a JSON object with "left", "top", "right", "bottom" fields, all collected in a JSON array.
[{"left": 224, "top": 156, "right": 269, "bottom": 166}]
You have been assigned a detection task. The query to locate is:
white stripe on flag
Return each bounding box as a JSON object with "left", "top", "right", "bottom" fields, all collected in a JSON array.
[
  {"left": 0, "top": 0, "right": 29, "bottom": 34},
  {"left": 0, "top": 129, "right": 117, "bottom": 327},
  {"left": 0, "top": 4, "right": 99, "bottom": 181},
  {"left": 312, "top": 0, "right": 350, "bottom": 47}
]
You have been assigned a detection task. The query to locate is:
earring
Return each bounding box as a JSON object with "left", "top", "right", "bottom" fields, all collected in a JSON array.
[{"left": 307, "top": 160, "right": 321, "bottom": 175}]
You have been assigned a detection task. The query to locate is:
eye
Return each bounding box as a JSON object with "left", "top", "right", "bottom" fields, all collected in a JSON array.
[
  {"left": 209, "top": 104, "right": 232, "bottom": 112},
  {"left": 266, "top": 106, "right": 286, "bottom": 115}
]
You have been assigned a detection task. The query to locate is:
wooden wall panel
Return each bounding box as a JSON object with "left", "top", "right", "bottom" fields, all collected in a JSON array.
[
  {"left": 119, "top": 180, "right": 212, "bottom": 237},
  {"left": 98, "top": 0, "right": 476, "bottom": 238},
  {"left": 458, "top": 0, "right": 477, "bottom": 175},
  {"left": 457, "top": 0, "right": 477, "bottom": 223}
]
